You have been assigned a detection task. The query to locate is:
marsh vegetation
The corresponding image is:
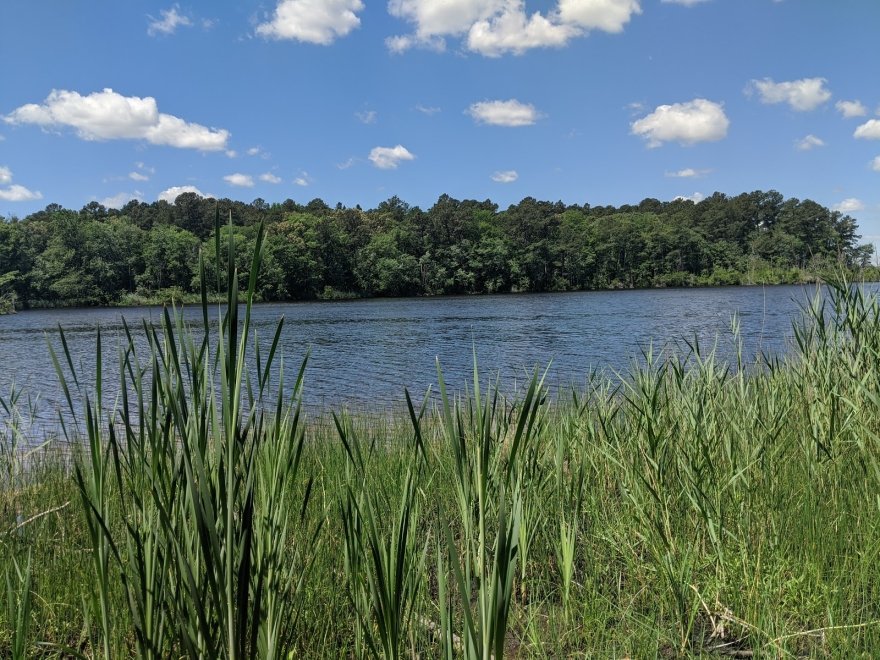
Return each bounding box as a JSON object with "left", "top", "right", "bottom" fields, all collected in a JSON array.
[{"left": 3, "top": 215, "right": 880, "bottom": 657}]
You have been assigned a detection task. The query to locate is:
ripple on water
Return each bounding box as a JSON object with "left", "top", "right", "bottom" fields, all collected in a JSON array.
[{"left": 0, "top": 284, "right": 850, "bottom": 436}]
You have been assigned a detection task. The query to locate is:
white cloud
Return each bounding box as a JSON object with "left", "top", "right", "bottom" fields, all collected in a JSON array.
[
  {"left": 872, "top": 156, "right": 880, "bottom": 172},
  {"left": 854, "top": 119, "right": 880, "bottom": 140},
  {"left": 795, "top": 134, "right": 825, "bottom": 151},
  {"left": 4, "top": 88, "right": 229, "bottom": 151},
  {"left": 225, "top": 150, "right": 238, "bottom": 158},
  {"left": 355, "top": 110, "right": 377, "bottom": 124},
  {"left": 467, "top": 3, "right": 581, "bottom": 56},
  {"left": 147, "top": 6, "right": 192, "bottom": 36},
  {"left": 256, "top": 0, "right": 364, "bottom": 44},
  {"left": 385, "top": 34, "right": 445, "bottom": 54},
  {"left": 625, "top": 101, "right": 645, "bottom": 115},
  {"left": 259, "top": 172, "right": 282, "bottom": 184},
  {"left": 665, "top": 167, "right": 710, "bottom": 178},
  {"left": 836, "top": 100, "right": 867, "bottom": 118},
  {"left": 388, "top": 0, "right": 500, "bottom": 40},
  {"left": 384, "top": 34, "right": 413, "bottom": 53},
  {"left": 294, "top": 171, "right": 313, "bottom": 186},
  {"left": 0, "top": 184, "right": 42, "bottom": 202},
  {"left": 661, "top": 0, "right": 708, "bottom": 5},
  {"left": 747, "top": 77, "right": 831, "bottom": 112},
  {"left": 631, "top": 99, "right": 729, "bottom": 147},
  {"left": 100, "top": 191, "right": 141, "bottom": 209},
  {"left": 0, "top": 166, "right": 42, "bottom": 202},
  {"left": 467, "top": 99, "right": 540, "bottom": 126},
  {"left": 491, "top": 170, "right": 518, "bottom": 183},
  {"left": 129, "top": 171, "right": 150, "bottom": 181},
  {"left": 368, "top": 145, "right": 415, "bottom": 169},
  {"left": 224, "top": 173, "right": 255, "bottom": 187},
  {"left": 415, "top": 104, "right": 441, "bottom": 115},
  {"left": 557, "top": 0, "right": 642, "bottom": 32},
  {"left": 833, "top": 198, "right": 865, "bottom": 214},
  {"left": 337, "top": 157, "right": 357, "bottom": 170},
  {"left": 675, "top": 192, "right": 705, "bottom": 203},
  {"left": 158, "top": 185, "right": 208, "bottom": 203},
  {"left": 388, "top": 0, "right": 641, "bottom": 55},
  {"left": 247, "top": 146, "right": 262, "bottom": 156}
]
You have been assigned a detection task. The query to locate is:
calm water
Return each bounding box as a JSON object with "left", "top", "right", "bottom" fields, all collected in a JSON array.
[{"left": 0, "top": 285, "right": 832, "bottom": 432}]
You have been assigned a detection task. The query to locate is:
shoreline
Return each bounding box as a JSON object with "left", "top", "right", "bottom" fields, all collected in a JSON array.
[{"left": 8, "top": 271, "right": 876, "bottom": 314}]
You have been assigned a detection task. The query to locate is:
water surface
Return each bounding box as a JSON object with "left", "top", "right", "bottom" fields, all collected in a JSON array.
[{"left": 0, "top": 285, "right": 831, "bottom": 432}]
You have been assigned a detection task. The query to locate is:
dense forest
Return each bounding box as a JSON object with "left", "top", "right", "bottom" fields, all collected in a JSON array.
[{"left": 0, "top": 190, "right": 874, "bottom": 311}]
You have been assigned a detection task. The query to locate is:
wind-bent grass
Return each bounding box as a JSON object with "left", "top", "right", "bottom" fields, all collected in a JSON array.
[{"left": 2, "top": 219, "right": 880, "bottom": 658}]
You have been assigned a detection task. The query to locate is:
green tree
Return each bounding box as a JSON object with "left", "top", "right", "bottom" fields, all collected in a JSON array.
[
  {"left": 354, "top": 232, "right": 421, "bottom": 296},
  {"left": 138, "top": 225, "right": 199, "bottom": 292}
]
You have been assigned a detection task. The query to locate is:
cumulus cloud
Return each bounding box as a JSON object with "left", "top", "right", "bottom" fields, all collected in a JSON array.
[
  {"left": 337, "top": 157, "right": 357, "bottom": 170},
  {"left": 795, "top": 134, "right": 825, "bottom": 151},
  {"left": 4, "top": 88, "right": 229, "bottom": 151},
  {"left": 100, "top": 191, "right": 141, "bottom": 209},
  {"left": 0, "top": 166, "right": 42, "bottom": 202},
  {"left": 388, "top": 0, "right": 499, "bottom": 41},
  {"left": 0, "top": 184, "right": 42, "bottom": 202},
  {"left": 467, "top": 4, "right": 581, "bottom": 56},
  {"left": 665, "top": 168, "right": 710, "bottom": 178},
  {"left": 872, "top": 156, "right": 880, "bottom": 172},
  {"left": 631, "top": 99, "right": 729, "bottom": 148},
  {"left": 491, "top": 170, "right": 518, "bottom": 183},
  {"left": 836, "top": 100, "right": 867, "bottom": 118},
  {"left": 557, "top": 0, "right": 642, "bottom": 32},
  {"left": 355, "top": 110, "right": 377, "bottom": 124},
  {"left": 368, "top": 145, "right": 415, "bottom": 169},
  {"left": 854, "top": 119, "right": 880, "bottom": 140},
  {"left": 388, "top": 0, "right": 642, "bottom": 55},
  {"left": 259, "top": 172, "right": 282, "bottom": 184},
  {"left": 747, "top": 77, "right": 831, "bottom": 111},
  {"left": 224, "top": 173, "right": 255, "bottom": 187},
  {"left": 294, "top": 171, "right": 314, "bottom": 186},
  {"left": 385, "top": 34, "right": 445, "bottom": 54},
  {"left": 661, "top": 0, "right": 708, "bottom": 5},
  {"left": 158, "top": 185, "right": 209, "bottom": 203},
  {"left": 834, "top": 198, "right": 865, "bottom": 214},
  {"left": 467, "top": 99, "right": 540, "bottom": 126},
  {"left": 129, "top": 162, "right": 155, "bottom": 181},
  {"left": 147, "top": 6, "right": 192, "bottom": 36},
  {"left": 675, "top": 192, "right": 705, "bottom": 203},
  {"left": 256, "top": 0, "right": 364, "bottom": 44},
  {"left": 415, "top": 104, "right": 441, "bottom": 115}
]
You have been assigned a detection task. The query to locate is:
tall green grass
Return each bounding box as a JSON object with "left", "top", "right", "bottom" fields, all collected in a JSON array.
[{"left": 2, "top": 216, "right": 880, "bottom": 657}]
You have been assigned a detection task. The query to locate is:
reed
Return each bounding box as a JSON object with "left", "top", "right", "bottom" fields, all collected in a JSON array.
[{"left": 3, "top": 230, "right": 880, "bottom": 657}]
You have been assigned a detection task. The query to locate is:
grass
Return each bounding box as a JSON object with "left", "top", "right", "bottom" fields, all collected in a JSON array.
[{"left": 2, "top": 212, "right": 880, "bottom": 657}]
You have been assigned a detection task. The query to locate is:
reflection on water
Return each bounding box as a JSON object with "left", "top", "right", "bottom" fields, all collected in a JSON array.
[{"left": 0, "top": 284, "right": 841, "bottom": 435}]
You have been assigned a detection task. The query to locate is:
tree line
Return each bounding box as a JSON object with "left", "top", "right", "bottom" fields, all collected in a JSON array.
[{"left": 0, "top": 190, "right": 874, "bottom": 310}]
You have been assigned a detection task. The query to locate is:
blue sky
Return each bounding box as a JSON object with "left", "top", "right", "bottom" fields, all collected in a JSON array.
[{"left": 1, "top": 1, "right": 879, "bottom": 243}]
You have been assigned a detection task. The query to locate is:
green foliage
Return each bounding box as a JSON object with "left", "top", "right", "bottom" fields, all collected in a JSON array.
[
  {"left": 3, "top": 553, "right": 33, "bottom": 660},
  {"left": 8, "top": 277, "right": 880, "bottom": 655},
  {"left": 0, "top": 190, "right": 875, "bottom": 309},
  {"left": 0, "top": 271, "right": 17, "bottom": 314},
  {"left": 138, "top": 224, "right": 199, "bottom": 292}
]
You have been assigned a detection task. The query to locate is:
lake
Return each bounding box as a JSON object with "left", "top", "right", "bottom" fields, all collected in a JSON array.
[{"left": 0, "top": 284, "right": 833, "bottom": 433}]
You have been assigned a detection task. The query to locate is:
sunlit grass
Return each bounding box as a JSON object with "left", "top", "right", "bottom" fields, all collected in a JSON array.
[{"left": 2, "top": 214, "right": 880, "bottom": 657}]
